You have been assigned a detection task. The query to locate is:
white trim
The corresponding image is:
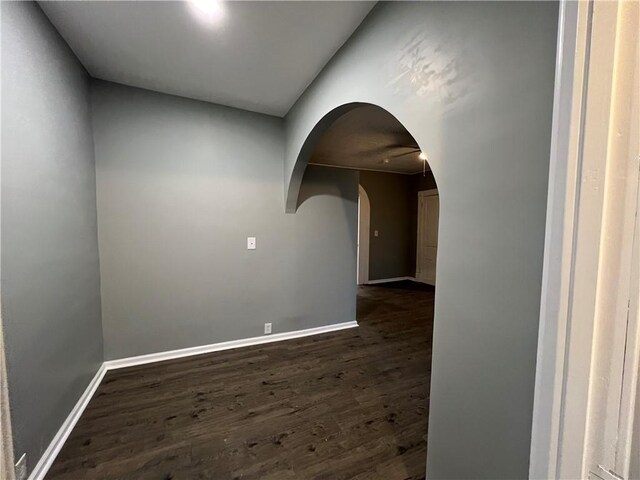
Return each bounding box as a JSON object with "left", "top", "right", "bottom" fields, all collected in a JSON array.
[
  {"left": 365, "top": 276, "right": 414, "bottom": 285},
  {"left": 28, "top": 364, "right": 107, "bottom": 480},
  {"left": 104, "top": 321, "right": 358, "bottom": 370},
  {"left": 27, "top": 320, "right": 359, "bottom": 479},
  {"left": 530, "top": 0, "right": 640, "bottom": 477},
  {"left": 529, "top": 1, "right": 584, "bottom": 476}
]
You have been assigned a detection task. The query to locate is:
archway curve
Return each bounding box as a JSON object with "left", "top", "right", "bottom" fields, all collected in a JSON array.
[
  {"left": 284, "top": 102, "right": 439, "bottom": 214},
  {"left": 288, "top": 102, "right": 440, "bottom": 476}
]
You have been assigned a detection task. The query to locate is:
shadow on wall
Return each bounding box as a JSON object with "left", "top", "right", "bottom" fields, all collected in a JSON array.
[
  {"left": 286, "top": 102, "right": 381, "bottom": 214},
  {"left": 296, "top": 165, "right": 359, "bottom": 255},
  {"left": 297, "top": 164, "right": 358, "bottom": 210}
]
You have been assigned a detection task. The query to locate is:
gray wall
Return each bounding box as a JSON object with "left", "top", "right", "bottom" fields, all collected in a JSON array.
[
  {"left": 359, "top": 171, "right": 414, "bottom": 280},
  {"left": 91, "top": 81, "right": 357, "bottom": 360},
  {"left": 1, "top": 2, "right": 103, "bottom": 473},
  {"left": 284, "top": 2, "right": 558, "bottom": 477}
]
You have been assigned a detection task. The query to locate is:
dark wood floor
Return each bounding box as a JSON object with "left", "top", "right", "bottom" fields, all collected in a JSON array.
[{"left": 47, "top": 281, "right": 434, "bottom": 480}]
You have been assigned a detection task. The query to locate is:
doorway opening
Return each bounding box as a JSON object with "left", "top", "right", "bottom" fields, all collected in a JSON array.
[
  {"left": 416, "top": 189, "right": 439, "bottom": 285},
  {"left": 295, "top": 103, "right": 439, "bottom": 477},
  {"left": 357, "top": 185, "right": 370, "bottom": 285}
]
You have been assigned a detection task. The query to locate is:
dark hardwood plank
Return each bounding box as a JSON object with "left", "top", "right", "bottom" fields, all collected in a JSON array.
[{"left": 47, "top": 281, "right": 434, "bottom": 479}]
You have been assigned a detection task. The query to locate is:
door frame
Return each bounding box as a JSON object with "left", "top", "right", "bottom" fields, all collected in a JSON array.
[
  {"left": 357, "top": 185, "right": 370, "bottom": 285},
  {"left": 415, "top": 189, "right": 438, "bottom": 285},
  {"left": 529, "top": 1, "right": 640, "bottom": 477},
  {"left": 0, "top": 305, "right": 15, "bottom": 480}
]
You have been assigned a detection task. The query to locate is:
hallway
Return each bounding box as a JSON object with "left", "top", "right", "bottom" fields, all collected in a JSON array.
[{"left": 47, "top": 282, "right": 434, "bottom": 480}]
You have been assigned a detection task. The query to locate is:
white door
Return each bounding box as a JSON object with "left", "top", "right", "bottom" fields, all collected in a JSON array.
[
  {"left": 357, "top": 185, "right": 370, "bottom": 285},
  {"left": 416, "top": 190, "right": 439, "bottom": 285}
]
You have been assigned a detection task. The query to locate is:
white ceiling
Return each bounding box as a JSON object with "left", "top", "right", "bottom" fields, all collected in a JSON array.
[
  {"left": 310, "top": 105, "right": 429, "bottom": 175},
  {"left": 39, "top": 1, "right": 375, "bottom": 117}
]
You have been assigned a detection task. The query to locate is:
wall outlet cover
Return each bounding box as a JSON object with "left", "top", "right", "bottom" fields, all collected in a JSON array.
[
  {"left": 247, "top": 237, "right": 256, "bottom": 250},
  {"left": 264, "top": 323, "right": 272, "bottom": 334}
]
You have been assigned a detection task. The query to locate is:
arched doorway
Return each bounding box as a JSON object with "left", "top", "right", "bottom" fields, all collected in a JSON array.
[
  {"left": 297, "top": 103, "right": 439, "bottom": 285},
  {"left": 357, "top": 184, "right": 370, "bottom": 285},
  {"left": 294, "top": 103, "right": 439, "bottom": 477}
]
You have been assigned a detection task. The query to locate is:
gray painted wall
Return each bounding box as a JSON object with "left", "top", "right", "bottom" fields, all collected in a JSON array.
[
  {"left": 284, "top": 2, "right": 558, "bottom": 477},
  {"left": 91, "top": 81, "right": 357, "bottom": 360},
  {"left": 359, "top": 171, "right": 413, "bottom": 280},
  {"left": 1, "top": 2, "right": 103, "bottom": 473}
]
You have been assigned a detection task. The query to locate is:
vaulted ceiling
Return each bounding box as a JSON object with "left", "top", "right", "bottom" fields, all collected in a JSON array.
[{"left": 39, "top": 1, "right": 375, "bottom": 117}]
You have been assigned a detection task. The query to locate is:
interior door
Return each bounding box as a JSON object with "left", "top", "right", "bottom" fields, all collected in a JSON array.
[{"left": 416, "top": 190, "right": 439, "bottom": 285}]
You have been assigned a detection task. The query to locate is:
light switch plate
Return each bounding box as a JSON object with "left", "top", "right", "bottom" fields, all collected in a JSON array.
[{"left": 247, "top": 237, "right": 256, "bottom": 250}]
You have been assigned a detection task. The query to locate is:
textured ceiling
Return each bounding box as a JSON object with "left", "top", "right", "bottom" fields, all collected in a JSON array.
[
  {"left": 310, "top": 105, "right": 430, "bottom": 175},
  {"left": 39, "top": 1, "right": 375, "bottom": 116}
]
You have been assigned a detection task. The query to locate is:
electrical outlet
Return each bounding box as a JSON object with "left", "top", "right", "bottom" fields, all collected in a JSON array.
[
  {"left": 247, "top": 237, "right": 256, "bottom": 250},
  {"left": 374, "top": 230, "right": 379, "bottom": 237},
  {"left": 15, "top": 453, "right": 27, "bottom": 480},
  {"left": 264, "top": 323, "right": 272, "bottom": 334}
]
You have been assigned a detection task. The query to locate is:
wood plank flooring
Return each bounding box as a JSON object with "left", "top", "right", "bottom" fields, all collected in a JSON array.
[{"left": 47, "top": 281, "right": 434, "bottom": 480}]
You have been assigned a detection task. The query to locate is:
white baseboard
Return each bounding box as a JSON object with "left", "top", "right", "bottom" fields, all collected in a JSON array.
[
  {"left": 365, "top": 276, "right": 415, "bottom": 285},
  {"left": 28, "top": 320, "right": 358, "bottom": 479},
  {"left": 28, "top": 363, "right": 107, "bottom": 480},
  {"left": 104, "top": 320, "right": 358, "bottom": 370}
]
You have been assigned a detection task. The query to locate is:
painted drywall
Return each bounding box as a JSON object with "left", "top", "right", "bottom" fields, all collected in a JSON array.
[
  {"left": 358, "top": 171, "right": 414, "bottom": 280},
  {"left": 91, "top": 81, "right": 357, "bottom": 360},
  {"left": 284, "top": 2, "right": 558, "bottom": 477},
  {"left": 1, "top": 2, "right": 103, "bottom": 474}
]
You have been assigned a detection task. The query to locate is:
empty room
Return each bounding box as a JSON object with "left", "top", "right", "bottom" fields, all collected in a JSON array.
[{"left": 1, "top": 1, "right": 638, "bottom": 480}]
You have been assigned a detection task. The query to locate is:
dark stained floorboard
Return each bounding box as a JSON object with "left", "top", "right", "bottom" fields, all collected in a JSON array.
[{"left": 47, "top": 281, "right": 434, "bottom": 479}]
